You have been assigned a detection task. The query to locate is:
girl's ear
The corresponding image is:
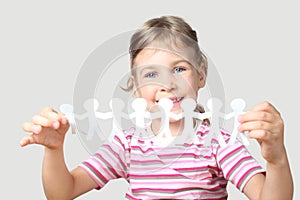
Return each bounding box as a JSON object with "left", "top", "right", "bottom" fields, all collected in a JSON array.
[
  {"left": 130, "top": 75, "right": 139, "bottom": 97},
  {"left": 130, "top": 75, "right": 136, "bottom": 88},
  {"left": 197, "top": 70, "right": 206, "bottom": 89}
]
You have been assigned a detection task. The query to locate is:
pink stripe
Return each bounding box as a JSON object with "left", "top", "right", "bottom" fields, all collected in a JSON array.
[
  {"left": 94, "top": 153, "right": 123, "bottom": 178},
  {"left": 100, "top": 144, "right": 127, "bottom": 172},
  {"left": 82, "top": 161, "right": 108, "bottom": 184},
  {"left": 219, "top": 145, "right": 243, "bottom": 164},
  {"left": 231, "top": 160, "right": 255, "bottom": 184},
  {"left": 89, "top": 157, "right": 115, "bottom": 180},
  {"left": 125, "top": 192, "right": 140, "bottom": 200},
  {"left": 131, "top": 193, "right": 198, "bottom": 200},
  {"left": 158, "top": 152, "right": 211, "bottom": 158},
  {"left": 160, "top": 159, "right": 214, "bottom": 166},
  {"left": 227, "top": 156, "right": 252, "bottom": 179},
  {"left": 172, "top": 166, "right": 216, "bottom": 171},
  {"left": 129, "top": 192, "right": 200, "bottom": 200},
  {"left": 132, "top": 187, "right": 199, "bottom": 193},
  {"left": 131, "top": 187, "right": 227, "bottom": 198},
  {"left": 130, "top": 180, "right": 201, "bottom": 187},
  {"left": 131, "top": 145, "right": 154, "bottom": 154},
  {"left": 237, "top": 166, "right": 262, "bottom": 189},
  {"left": 114, "top": 134, "right": 128, "bottom": 150},
  {"left": 221, "top": 145, "right": 249, "bottom": 170},
  {"left": 130, "top": 159, "right": 163, "bottom": 164},
  {"left": 129, "top": 173, "right": 186, "bottom": 179}
]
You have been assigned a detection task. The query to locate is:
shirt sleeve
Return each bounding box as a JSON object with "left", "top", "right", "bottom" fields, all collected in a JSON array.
[
  {"left": 215, "top": 137, "right": 265, "bottom": 192},
  {"left": 79, "top": 131, "right": 130, "bottom": 189}
]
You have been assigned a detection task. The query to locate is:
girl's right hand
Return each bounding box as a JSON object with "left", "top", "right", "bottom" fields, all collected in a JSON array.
[{"left": 20, "top": 107, "right": 70, "bottom": 150}]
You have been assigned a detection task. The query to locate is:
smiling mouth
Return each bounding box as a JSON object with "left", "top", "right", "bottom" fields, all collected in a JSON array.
[{"left": 155, "top": 97, "right": 184, "bottom": 104}]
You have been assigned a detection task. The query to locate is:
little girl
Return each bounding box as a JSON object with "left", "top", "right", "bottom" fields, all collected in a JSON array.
[{"left": 20, "top": 16, "right": 293, "bottom": 199}]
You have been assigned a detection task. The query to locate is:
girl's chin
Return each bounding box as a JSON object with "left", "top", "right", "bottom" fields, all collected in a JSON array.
[{"left": 147, "top": 101, "right": 183, "bottom": 114}]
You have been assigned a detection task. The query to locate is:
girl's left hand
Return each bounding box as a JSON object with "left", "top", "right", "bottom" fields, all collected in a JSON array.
[{"left": 238, "top": 101, "right": 286, "bottom": 164}]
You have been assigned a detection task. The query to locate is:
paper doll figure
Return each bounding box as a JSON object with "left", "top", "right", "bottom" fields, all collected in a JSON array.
[
  {"left": 129, "top": 98, "right": 152, "bottom": 139},
  {"left": 175, "top": 98, "right": 210, "bottom": 144},
  {"left": 59, "top": 104, "right": 77, "bottom": 134},
  {"left": 154, "top": 98, "right": 182, "bottom": 138},
  {"left": 76, "top": 98, "right": 105, "bottom": 141},
  {"left": 204, "top": 97, "right": 227, "bottom": 147},
  {"left": 105, "top": 98, "right": 129, "bottom": 141},
  {"left": 93, "top": 98, "right": 128, "bottom": 142},
  {"left": 225, "top": 98, "right": 250, "bottom": 146}
]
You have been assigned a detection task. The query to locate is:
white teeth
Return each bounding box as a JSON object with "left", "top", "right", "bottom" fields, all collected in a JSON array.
[
  {"left": 156, "top": 97, "right": 183, "bottom": 104},
  {"left": 172, "top": 97, "right": 182, "bottom": 103}
]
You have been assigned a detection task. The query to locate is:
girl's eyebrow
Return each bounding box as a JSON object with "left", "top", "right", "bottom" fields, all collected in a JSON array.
[
  {"left": 171, "top": 59, "right": 192, "bottom": 66},
  {"left": 136, "top": 59, "right": 192, "bottom": 75},
  {"left": 138, "top": 65, "right": 158, "bottom": 75}
]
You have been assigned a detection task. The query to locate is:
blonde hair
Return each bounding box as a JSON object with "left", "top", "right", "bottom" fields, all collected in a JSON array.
[{"left": 125, "top": 16, "right": 209, "bottom": 124}]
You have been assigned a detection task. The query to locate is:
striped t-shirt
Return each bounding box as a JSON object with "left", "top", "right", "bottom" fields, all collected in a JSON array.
[{"left": 79, "top": 124, "right": 265, "bottom": 199}]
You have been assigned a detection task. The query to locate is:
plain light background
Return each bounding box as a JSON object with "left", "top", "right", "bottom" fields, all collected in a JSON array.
[{"left": 1, "top": 0, "right": 299, "bottom": 199}]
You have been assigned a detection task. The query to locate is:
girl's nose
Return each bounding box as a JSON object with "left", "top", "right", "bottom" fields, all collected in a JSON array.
[
  {"left": 159, "top": 84, "right": 174, "bottom": 92},
  {"left": 158, "top": 73, "right": 176, "bottom": 92}
]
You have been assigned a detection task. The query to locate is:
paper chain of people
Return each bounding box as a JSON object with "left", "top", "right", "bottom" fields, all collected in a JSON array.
[{"left": 60, "top": 97, "right": 250, "bottom": 148}]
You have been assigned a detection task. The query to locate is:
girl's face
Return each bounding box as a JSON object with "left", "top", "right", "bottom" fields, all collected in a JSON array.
[{"left": 132, "top": 48, "right": 205, "bottom": 114}]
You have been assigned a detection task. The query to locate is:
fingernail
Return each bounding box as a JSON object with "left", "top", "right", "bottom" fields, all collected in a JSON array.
[
  {"left": 33, "top": 125, "right": 40, "bottom": 133},
  {"left": 53, "top": 121, "right": 60, "bottom": 129},
  {"left": 238, "top": 115, "right": 242, "bottom": 122},
  {"left": 238, "top": 125, "right": 242, "bottom": 132},
  {"left": 19, "top": 140, "right": 25, "bottom": 147},
  {"left": 61, "top": 117, "right": 67, "bottom": 125}
]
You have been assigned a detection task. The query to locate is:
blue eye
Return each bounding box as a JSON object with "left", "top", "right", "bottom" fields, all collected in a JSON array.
[
  {"left": 145, "top": 72, "right": 158, "bottom": 78},
  {"left": 174, "top": 67, "right": 186, "bottom": 74}
]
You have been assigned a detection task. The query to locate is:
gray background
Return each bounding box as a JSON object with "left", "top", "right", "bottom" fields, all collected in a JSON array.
[{"left": 1, "top": 0, "right": 299, "bottom": 199}]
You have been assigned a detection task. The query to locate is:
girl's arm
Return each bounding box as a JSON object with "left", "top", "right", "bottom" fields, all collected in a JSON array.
[
  {"left": 42, "top": 148, "right": 98, "bottom": 199},
  {"left": 21, "top": 107, "right": 98, "bottom": 200},
  {"left": 239, "top": 102, "right": 293, "bottom": 200}
]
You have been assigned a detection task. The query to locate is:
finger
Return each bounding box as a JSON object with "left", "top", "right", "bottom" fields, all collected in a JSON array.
[
  {"left": 57, "top": 112, "right": 68, "bottom": 125},
  {"left": 54, "top": 113, "right": 70, "bottom": 134},
  {"left": 19, "top": 135, "right": 36, "bottom": 147},
  {"left": 247, "top": 130, "right": 271, "bottom": 141},
  {"left": 251, "top": 101, "right": 280, "bottom": 115},
  {"left": 40, "top": 107, "right": 56, "bottom": 115},
  {"left": 239, "top": 110, "right": 274, "bottom": 123},
  {"left": 238, "top": 121, "right": 271, "bottom": 133},
  {"left": 32, "top": 115, "right": 58, "bottom": 129},
  {"left": 40, "top": 108, "right": 68, "bottom": 126},
  {"left": 22, "top": 122, "right": 42, "bottom": 134},
  {"left": 40, "top": 109, "right": 59, "bottom": 121}
]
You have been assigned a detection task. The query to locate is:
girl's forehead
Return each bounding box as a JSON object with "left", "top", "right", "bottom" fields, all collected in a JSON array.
[{"left": 134, "top": 47, "right": 196, "bottom": 67}]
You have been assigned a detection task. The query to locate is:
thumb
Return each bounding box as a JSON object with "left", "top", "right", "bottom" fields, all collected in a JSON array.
[{"left": 20, "top": 135, "right": 35, "bottom": 147}]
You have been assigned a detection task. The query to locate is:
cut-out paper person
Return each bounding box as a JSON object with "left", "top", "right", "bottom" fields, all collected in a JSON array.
[
  {"left": 129, "top": 98, "right": 152, "bottom": 139},
  {"left": 75, "top": 98, "right": 105, "bottom": 141},
  {"left": 152, "top": 98, "right": 182, "bottom": 139},
  {"left": 203, "top": 97, "right": 227, "bottom": 148},
  {"left": 174, "top": 98, "right": 210, "bottom": 145},
  {"left": 103, "top": 98, "right": 130, "bottom": 141},
  {"left": 225, "top": 98, "right": 250, "bottom": 146},
  {"left": 59, "top": 104, "right": 77, "bottom": 134}
]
